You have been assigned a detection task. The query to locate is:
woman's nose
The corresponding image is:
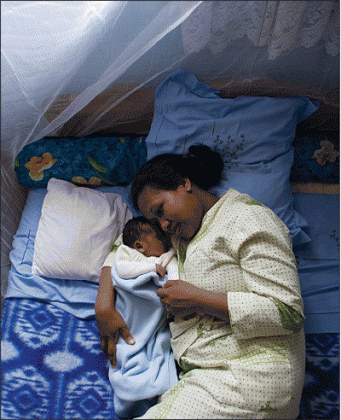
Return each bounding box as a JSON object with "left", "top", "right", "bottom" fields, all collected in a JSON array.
[{"left": 160, "top": 219, "right": 170, "bottom": 232}]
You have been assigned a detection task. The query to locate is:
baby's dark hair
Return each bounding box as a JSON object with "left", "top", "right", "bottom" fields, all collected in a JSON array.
[
  {"left": 122, "top": 216, "right": 171, "bottom": 251},
  {"left": 131, "top": 144, "right": 223, "bottom": 210}
]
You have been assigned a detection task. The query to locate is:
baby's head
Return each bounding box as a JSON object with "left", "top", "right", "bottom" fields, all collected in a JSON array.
[{"left": 122, "top": 216, "right": 171, "bottom": 257}]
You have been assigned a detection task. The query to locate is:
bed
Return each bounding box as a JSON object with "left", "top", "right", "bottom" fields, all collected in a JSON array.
[{"left": 1, "top": 69, "right": 339, "bottom": 420}]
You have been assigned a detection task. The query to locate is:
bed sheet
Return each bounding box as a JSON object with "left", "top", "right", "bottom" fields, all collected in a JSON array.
[{"left": 293, "top": 193, "right": 339, "bottom": 334}]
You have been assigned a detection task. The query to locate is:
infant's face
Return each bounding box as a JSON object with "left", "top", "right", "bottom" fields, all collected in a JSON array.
[{"left": 135, "top": 232, "right": 166, "bottom": 257}]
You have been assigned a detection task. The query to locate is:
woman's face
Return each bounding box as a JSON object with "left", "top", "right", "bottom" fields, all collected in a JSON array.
[{"left": 137, "top": 179, "right": 205, "bottom": 242}]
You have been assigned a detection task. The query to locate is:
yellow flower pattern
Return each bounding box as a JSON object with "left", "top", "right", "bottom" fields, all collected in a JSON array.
[
  {"left": 72, "top": 176, "right": 87, "bottom": 184},
  {"left": 72, "top": 176, "right": 102, "bottom": 186},
  {"left": 25, "top": 153, "right": 58, "bottom": 181}
]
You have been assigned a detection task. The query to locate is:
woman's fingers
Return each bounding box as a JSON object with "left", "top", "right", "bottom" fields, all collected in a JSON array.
[
  {"left": 157, "top": 280, "right": 176, "bottom": 297},
  {"left": 162, "top": 280, "right": 178, "bottom": 288},
  {"left": 101, "top": 330, "right": 135, "bottom": 368},
  {"left": 100, "top": 335, "right": 117, "bottom": 367},
  {"left": 107, "top": 336, "right": 117, "bottom": 367},
  {"left": 120, "top": 326, "right": 136, "bottom": 346},
  {"left": 100, "top": 336, "right": 107, "bottom": 355},
  {"left": 160, "top": 299, "right": 169, "bottom": 311},
  {"left": 157, "top": 288, "right": 165, "bottom": 298}
]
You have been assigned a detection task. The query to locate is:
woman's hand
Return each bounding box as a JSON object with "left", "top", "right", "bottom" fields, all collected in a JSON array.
[
  {"left": 157, "top": 279, "right": 230, "bottom": 323},
  {"left": 157, "top": 280, "right": 204, "bottom": 319},
  {"left": 95, "top": 308, "right": 135, "bottom": 368}
]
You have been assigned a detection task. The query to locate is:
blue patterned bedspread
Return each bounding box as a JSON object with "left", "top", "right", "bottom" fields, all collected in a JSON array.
[
  {"left": 1, "top": 298, "right": 118, "bottom": 420},
  {"left": 1, "top": 297, "right": 339, "bottom": 419},
  {"left": 299, "top": 333, "right": 340, "bottom": 419}
]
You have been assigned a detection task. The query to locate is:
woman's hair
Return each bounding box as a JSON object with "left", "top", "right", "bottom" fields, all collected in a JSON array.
[
  {"left": 123, "top": 216, "right": 171, "bottom": 251},
  {"left": 131, "top": 144, "right": 224, "bottom": 210}
]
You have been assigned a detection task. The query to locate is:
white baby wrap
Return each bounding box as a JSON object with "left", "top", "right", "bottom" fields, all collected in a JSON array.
[{"left": 115, "top": 246, "right": 179, "bottom": 280}]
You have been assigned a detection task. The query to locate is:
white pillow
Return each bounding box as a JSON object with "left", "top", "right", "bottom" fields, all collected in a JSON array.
[{"left": 32, "top": 178, "right": 133, "bottom": 283}]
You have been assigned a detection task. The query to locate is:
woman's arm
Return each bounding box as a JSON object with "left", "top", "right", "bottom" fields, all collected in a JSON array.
[
  {"left": 198, "top": 289, "right": 229, "bottom": 322},
  {"left": 95, "top": 266, "right": 135, "bottom": 367},
  {"left": 157, "top": 280, "right": 230, "bottom": 323},
  {"left": 95, "top": 267, "right": 116, "bottom": 312},
  {"left": 225, "top": 205, "right": 305, "bottom": 339},
  {"left": 158, "top": 205, "right": 304, "bottom": 337}
]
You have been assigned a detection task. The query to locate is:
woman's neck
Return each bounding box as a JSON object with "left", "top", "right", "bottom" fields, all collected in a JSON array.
[{"left": 195, "top": 186, "right": 220, "bottom": 215}]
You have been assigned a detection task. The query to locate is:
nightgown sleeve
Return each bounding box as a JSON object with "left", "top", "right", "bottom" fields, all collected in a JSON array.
[{"left": 227, "top": 204, "right": 305, "bottom": 339}]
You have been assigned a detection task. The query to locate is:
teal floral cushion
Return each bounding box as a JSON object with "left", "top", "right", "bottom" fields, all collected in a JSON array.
[{"left": 15, "top": 136, "right": 147, "bottom": 188}]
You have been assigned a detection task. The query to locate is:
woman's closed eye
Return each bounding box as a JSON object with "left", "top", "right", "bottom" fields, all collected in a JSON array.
[{"left": 155, "top": 205, "right": 164, "bottom": 218}]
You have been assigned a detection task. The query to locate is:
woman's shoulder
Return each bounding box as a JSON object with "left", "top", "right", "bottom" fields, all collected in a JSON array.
[
  {"left": 211, "top": 189, "right": 285, "bottom": 233},
  {"left": 208, "top": 188, "right": 263, "bottom": 219},
  {"left": 219, "top": 188, "right": 262, "bottom": 206},
  {"left": 219, "top": 189, "right": 290, "bottom": 237},
  {"left": 217, "top": 188, "right": 277, "bottom": 217}
]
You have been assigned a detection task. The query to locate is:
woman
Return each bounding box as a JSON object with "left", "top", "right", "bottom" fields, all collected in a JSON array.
[{"left": 95, "top": 145, "right": 305, "bottom": 419}]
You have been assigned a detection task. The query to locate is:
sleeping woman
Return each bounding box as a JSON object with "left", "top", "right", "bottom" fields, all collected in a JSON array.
[{"left": 95, "top": 144, "right": 305, "bottom": 419}]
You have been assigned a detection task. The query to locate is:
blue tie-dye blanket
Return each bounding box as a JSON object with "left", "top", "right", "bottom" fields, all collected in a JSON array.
[
  {"left": 1, "top": 298, "right": 118, "bottom": 420},
  {"left": 1, "top": 297, "right": 339, "bottom": 419}
]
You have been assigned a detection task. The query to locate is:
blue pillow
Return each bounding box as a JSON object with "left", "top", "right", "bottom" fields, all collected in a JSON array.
[
  {"left": 15, "top": 136, "right": 147, "bottom": 189},
  {"left": 146, "top": 69, "right": 319, "bottom": 246}
]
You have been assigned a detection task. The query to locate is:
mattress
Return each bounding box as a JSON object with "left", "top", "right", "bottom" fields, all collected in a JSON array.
[{"left": 1, "top": 188, "right": 339, "bottom": 419}]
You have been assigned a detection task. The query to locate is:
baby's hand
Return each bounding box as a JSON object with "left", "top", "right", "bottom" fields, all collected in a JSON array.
[{"left": 155, "top": 264, "right": 166, "bottom": 278}]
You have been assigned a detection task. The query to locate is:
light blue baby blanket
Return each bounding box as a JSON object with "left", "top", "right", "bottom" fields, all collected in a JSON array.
[{"left": 108, "top": 263, "right": 178, "bottom": 419}]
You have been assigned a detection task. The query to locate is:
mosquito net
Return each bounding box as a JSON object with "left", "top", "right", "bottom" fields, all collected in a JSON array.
[{"left": 1, "top": 1, "right": 339, "bottom": 291}]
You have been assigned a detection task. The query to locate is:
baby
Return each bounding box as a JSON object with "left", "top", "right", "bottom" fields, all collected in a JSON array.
[
  {"left": 114, "top": 216, "right": 178, "bottom": 280},
  {"left": 103, "top": 217, "right": 180, "bottom": 418}
]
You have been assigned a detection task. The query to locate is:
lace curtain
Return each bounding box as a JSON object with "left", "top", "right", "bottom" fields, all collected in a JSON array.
[
  {"left": 180, "top": 1, "right": 339, "bottom": 99},
  {"left": 1, "top": 1, "right": 339, "bottom": 294},
  {"left": 182, "top": 1, "right": 339, "bottom": 59}
]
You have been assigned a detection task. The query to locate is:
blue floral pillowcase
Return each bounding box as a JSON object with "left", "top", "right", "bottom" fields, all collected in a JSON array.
[
  {"left": 145, "top": 68, "right": 320, "bottom": 247},
  {"left": 15, "top": 136, "right": 147, "bottom": 189}
]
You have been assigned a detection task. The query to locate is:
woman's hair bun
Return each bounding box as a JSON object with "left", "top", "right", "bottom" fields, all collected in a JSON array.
[{"left": 186, "top": 144, "right": 224, "bottom": 190}]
